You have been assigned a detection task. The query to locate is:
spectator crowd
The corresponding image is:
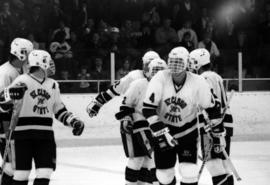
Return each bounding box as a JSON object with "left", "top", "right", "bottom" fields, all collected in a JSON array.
[{"left": 0, "top": 0, "right": 269, "bottom": 92}]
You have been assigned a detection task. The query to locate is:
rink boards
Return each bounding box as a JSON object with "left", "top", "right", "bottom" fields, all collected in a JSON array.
[{"left": 53, "top": 92, "right": 270, "bottom": 141}]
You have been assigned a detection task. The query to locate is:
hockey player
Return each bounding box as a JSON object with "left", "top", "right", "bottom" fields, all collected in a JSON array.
[
  {"left": 86, "top": 50, "right": 160, "bottom": 183},
  {"left": 142, "top": 47, "right": 224, "bottom": 185},
  {"left": 3, "top": 50, "right": 85, "bottom": 185},
  {"left": 0, "top": 38, "right": 34, "bottom": 185},
  {"left": 86, "top": 51, "right": 160, "bottom": 118},
  {"left": 188, "top": 48, "right": 234, "bottom": 185},
  {"left": 115, "top": 58, "right": 167, "bottom": 185}
]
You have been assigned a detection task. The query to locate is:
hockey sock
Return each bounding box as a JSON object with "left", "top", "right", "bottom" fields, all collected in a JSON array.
[
  {"left": 150, "top": 168, "right": 159, "bottom": 183},
  {"left": 212, "top": 174, "right": 228, "bottom": 185},
  {"left": 11, "top": 180, "right": 28, "bottom": 185},
  {"left": 225, "top": 174, "right": 234, "bottom": 185},
  {"left": 33, "top": 178, "right": 50, "bottom": 185},
  {"left": 2, "top": 172, "right": 13, "bottom": 185},
  {"left": 125, "top": 167, "right": 139, "bottom": 184},
  {"left": 138, "top": 167, "right": 152, "bottom": 183},
  {"left": 160, "top": 177, "right": 176, "bottom": 185},
  {"left": 180, "top": 182, "right": 197, "bottom": 185}
]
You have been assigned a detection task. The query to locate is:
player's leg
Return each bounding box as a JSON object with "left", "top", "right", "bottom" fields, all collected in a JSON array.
[
  {"left": 154, "top": 146, "right": 177, "bottom": 185},
  {"left": 178, "top": 130, "right": 199, "bottom": 185},
  {"left": 0, "top": 120, "right": 14, "bottom": 185},
  {"left": 0, "top": 138, "right": 13, "bottom": 185},
  {"left": 33, "top": 139, "right": 56, "bottom": 185},
  {"left": 126, "top": 157, "right": 145, "bottom": 185},
  {"left": 121, "top": 129, "right": 145, "bottom": 184},
  {"left": 11, "top": 139, "right": 32, "bottom": 185},
  {"left": 202, "top": 134, "right": 228, "bottom": 185},
  {"left": 133, "top": 126, "right": 156, "bottom": 185},
  {"left": 138, "top": 155, "right": 158, "bottom": 185}
]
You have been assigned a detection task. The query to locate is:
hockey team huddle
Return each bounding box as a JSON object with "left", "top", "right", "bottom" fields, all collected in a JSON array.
[{"left": 0, "top": 37, "right": 236, "bottom": 185}]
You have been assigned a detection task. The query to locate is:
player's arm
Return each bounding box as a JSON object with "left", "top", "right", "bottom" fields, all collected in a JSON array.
[
  {"left": 142, "top": 74, "right": 177, "bottom": 151},
  {"left": 86, "top": 72, "right": 133, "bottom": 117},
  {"left": 53, "top": 82, "right": 84, "bottom": 136}
]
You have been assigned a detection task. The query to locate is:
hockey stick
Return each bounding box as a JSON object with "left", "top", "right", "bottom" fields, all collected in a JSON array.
[
  {"left": 222, "top": 149, "right": 242, "bottom": 181},
  {"left": 198, "top": 138, "right": 213, "bottom": 180},
  {"left": 198, "top": 90, "right": 239, "bottom": 181},
  {"left": 0, "top": 99, "right": 23, "bottom": 184},
  {"left": 202, "top": 91, "right": 241, "bottom": 181}
]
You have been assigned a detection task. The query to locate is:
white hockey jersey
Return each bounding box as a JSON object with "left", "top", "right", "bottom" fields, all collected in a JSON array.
[
  {"left": 0, "top": 62, "right": 22, "bottom": 136},
  {"left": 0, "top": 62, "right": 21, "bottom": 94},
  {"left": 200, "top": 71, "right": 233, "bottom": 136},
  {"left": 10, "top": 74, "right": 65, "bottom": 139},
  {"left": 144, "top": 70, "right": 213, "bottom": 138},
  {"left": 108, "top": 70, "right": 145, "bottom": 96},
  {"left": 123, "top": 78, "right": 148, "bottom": 122}
]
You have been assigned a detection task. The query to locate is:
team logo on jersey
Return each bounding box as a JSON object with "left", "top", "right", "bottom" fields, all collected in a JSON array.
[
  {"left": 164, "top": 96, "right": 187, "bottom": 123},
  {"left": 30, "top": 88, "right": 51, "bottom": 114}
]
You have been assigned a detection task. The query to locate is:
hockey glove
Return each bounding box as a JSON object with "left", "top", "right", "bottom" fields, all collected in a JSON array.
[
  {"left": 133, "top": 121, "right": 154, "bottom": 158},
  {"left": 115, "top": 106, "right": 135, "bottom": 120},
  {"left": 1, "top": 85, "right": 27, "bottom": 102},
  {"left": 152, "top": 127, "right": 178, "bottom": 151},
  {"left": 70, "top": 118, "right": 85, "bottom": 136},
  {"left": 86, "top": 92, "right": 111, "bottom": 117},
  {"left": 120, "top": 116, "right": 133, "bottom": 134}
]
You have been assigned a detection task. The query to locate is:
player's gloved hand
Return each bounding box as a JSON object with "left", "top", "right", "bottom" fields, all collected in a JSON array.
[
  {"left": 153, "top": 127, "right": 178, "bottom": 151},
  {"left": 120, "top": 116, "right": 133, "bottom": 134},
  {"left": 4, "top": 85, "right": 27, "bottom": 101},
  {"left": 86, "top": 100, "right": 102, "bottom": 117},
  {"left": 70, "top": 118, "right": 85, "bottom": 136},
  {"left": 86, "top": 92, "right": 110, "bottom": 117},
  {"left": 211, "top": 130, "right": 226, "bottom": 153}
]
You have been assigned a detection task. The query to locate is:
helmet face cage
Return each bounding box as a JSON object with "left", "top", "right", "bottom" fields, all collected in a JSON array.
[
  {"left": 142, "top": 51, "right": 160, "bottom": 77},
  {"left": 143, "top": 57, "right": 159, "bottom": 77},
  {"left": 168, "top": 57, "right": 186, "bottom": 74},
  {"left": 150, "top": 66, "right": 165, "bottom": 77}
]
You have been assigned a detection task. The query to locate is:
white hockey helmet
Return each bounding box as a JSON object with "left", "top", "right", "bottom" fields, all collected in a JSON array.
[
  {"left": 142, "top": 50, "right": 160, "bottom": 77},
  {"left": 188, "top": 48, "right": 210, "bottom": 72},
  {"left": 28, "top": 50, "right": 52, "bottom": 72},
  {"left": 142, "top": 51, "right": 160, "bottom": 65},
  {"left": 10, "top": 38, "right": 34, "bottom": 61},
  {"left": 148, "top": 58, "right": 167, "bottom": 79},
  {"left": 168, "top": 47, "right": 189, "bottom": 74}
]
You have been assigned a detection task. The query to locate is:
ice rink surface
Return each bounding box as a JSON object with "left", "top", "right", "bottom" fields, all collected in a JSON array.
[
  {"left": 23, "top": 92, "right": 270, "bottom": 184},
  {"left": 25, "top": 140, "right": 270, "bottom": 185}
]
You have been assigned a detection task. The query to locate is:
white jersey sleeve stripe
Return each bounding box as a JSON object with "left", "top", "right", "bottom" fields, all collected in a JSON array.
[
  {"left": 15, "top": 125, "right": 53, "bottom": 131},
  {"left": 147, "top": 115, "right": 160, "bottom": 125}
]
